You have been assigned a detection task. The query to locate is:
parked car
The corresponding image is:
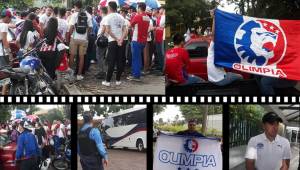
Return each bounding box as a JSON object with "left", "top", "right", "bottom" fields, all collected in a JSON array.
[
  {"left": 184, "top": 36, "right": 251, "bottom": 80},
  {"left": 0, "top": 134, "right": 18, "bottom": 170}
]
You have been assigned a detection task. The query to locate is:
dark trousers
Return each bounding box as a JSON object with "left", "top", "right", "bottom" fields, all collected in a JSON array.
[
  {"left": 105, "top": 41, "right": 125, "bottom": 82},
  {"left": 80, "top": 155, "right": 104, "bottom": 170},
  {"left": 20, "top": 157, "right": 38, "bottom": 170},
  {"left": 39, "top": 51, "right": 62, "bottom": 79},
  {"left": 84, "top": 34, "right": 97, "bottom": 72}
]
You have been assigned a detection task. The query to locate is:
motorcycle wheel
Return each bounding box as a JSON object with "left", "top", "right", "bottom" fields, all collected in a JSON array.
[
  {"left": 9, "top": 83, "right": 26, "bottom": 95},
  {"left": 52, "top": 158, "right": 69, "bottom": 170}
]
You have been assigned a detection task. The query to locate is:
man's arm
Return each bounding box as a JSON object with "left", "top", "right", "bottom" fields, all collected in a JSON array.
[
  {"left": 106, "top": 25, "right": 118, "bottom": 41},
  {"left": 280, "top": 159, "right": 290, "bottom": 170},
  {"left": 245, "top": 159, "right": 255, "bottom": 170},
  {"left": 90, "top": 128, "right": 108, "bottom": 160}
]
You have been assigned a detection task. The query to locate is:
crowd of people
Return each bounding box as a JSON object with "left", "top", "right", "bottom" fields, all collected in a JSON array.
[
  {"left": 0, "top": 0, "right": 166, "bottom": 94},
  {"left": 0, "top": 117, "right": 70, "bottom": 169}
]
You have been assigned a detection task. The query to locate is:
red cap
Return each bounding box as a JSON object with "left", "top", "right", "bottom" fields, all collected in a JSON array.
[{"left": 1, "top": 9, "right": 13, "bottom": 18}]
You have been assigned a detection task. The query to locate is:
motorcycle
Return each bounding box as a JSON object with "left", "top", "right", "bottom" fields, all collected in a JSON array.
[
  {"left": 0, "top": 39, "right": 56, "bottom": 95},
  {"left": 52, "top": 139, "right": 71, "bottom": 170}
]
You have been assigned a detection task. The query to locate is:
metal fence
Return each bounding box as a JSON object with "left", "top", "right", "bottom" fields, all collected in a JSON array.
[{"left": 229, "top": 118, "right": 262, "bottom": 148}]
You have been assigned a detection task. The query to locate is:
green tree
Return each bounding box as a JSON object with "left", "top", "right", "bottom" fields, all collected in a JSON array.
[
  {"left": 39, "top": 108, "right": 64, "bottom": 123},
  {"left": 229, "top": 105, "right": 265, "bottom": 122},
  {"left": 179, "top": 105, "right": 222, "bottom": 133},
  {"left": 227, "top": 0, "right": 300, "bottom": 19},
  {"left": 11, "top": 105, "right": 40, "bottom": 115},
  {"left": 153, "top": 105, "right": 166, "bottom": 114},
  {"left": 0, "top": 105, "right": 13, "bottom": 123}
]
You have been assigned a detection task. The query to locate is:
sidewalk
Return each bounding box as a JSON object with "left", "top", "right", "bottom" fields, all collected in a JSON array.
[{"left": 229, "top": 145, "right": 247, "bottom": 170}]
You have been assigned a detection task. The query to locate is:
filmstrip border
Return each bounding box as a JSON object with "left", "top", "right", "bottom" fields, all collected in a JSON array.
[{"left": 0, "top": 96, "right": 299, "bottom": 104}]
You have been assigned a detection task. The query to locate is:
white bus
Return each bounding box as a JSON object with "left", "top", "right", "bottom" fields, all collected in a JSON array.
[{"left": 102, "top": 106, "right": 147, "bottom": 151}]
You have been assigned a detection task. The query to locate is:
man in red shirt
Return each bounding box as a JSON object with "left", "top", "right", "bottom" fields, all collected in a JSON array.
[
  {"left": 127, "top": 3, "right": 150, "bottom": 81},
  {"left": 165, "top": 33, "right": 204, "bottom": 85}
]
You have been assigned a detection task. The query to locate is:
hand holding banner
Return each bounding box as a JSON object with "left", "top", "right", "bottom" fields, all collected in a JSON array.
[{"left": 153, "top": 134, "right": 222, "bottom": 170}]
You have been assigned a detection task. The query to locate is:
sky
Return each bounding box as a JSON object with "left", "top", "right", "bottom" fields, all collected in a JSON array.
[
  {"left": 153, "top": 105, "right": 184, "bottom": 122},
  {"left": 217, "top": 0, "right": 238, "bottom": 13}
]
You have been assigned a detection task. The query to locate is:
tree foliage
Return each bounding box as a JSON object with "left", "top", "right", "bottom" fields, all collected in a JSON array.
[
  {"left": 11, "top": 105, "right": 40, "bottom": 115},
  {"left": 179, "top": 105, "right": 222, "bottom": 122},
  {"left": 39, "top": 108, "right": 65, "bottom": 123},
  {"left": 227, "top": 0, "right": 300, "bottom": 19},
  {"left": 153, "top": 105, "right": 166, "bottom": 114},
  {"left": 0, "top": 105, "right": 13, "bottom": 123},
  {"left": 229, "top": 105, "right": 265, "bottom": 122},
  {"left": 166, "top": 0, "right": 218, "bottom": 35}
]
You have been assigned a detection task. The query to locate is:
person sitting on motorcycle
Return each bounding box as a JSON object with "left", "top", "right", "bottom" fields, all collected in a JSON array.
[
  {"left": 16, "top": 20, "right": 40, "bottom": 54},
  {"left": 165, "top": 33, "right": 205, "bottom": 85}
]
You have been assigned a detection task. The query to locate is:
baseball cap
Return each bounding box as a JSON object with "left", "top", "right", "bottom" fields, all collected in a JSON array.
[
  {"left": 262, "top": 112, "right": 283, "bottom": 123},
  {"left": 1, "top": 9, "right": 13, "bottom": 18}
]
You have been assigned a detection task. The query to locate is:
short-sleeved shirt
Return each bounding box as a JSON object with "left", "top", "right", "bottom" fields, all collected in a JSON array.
[
  {"left": 0, "top": 22, "right": 9, "bottom": 56},
  {"left": 131, "top": 12, "right": 150, "bottom": 43},
  {"left": 17, "top": 31, "right": 39, "bottom": 50},
  {"left": 104, "top": 12, "right": 125, "bottom": 42},
  {"left": 207, "top": 41, "right": 226, "bottom": 83},
  {"left": 176, "top": 130, "right": 205, "bottom": 137},
  {"left": 165, "top": 47, "right": 191, "bottom": 84},
  {"left": 155, "top": 15, "right": 164, "bottom": 43},
  {"left": 39, "top": 14, "right": 51, "bottom": 29},
  {"left": 245, "top": 133, "right": 291, "bottom": 170},
  {"left": 57, "top": 18, "right": 68, "bottom": 41},
  {"left": 97, "top": 15, "right": 108, "bottom": 37},
  {"left": 69, "top": 11, "right": 93, "bottom": 41}
]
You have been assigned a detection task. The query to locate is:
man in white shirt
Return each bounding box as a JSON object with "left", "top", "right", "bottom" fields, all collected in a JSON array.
[
  {"left": 68, "top": 0, "right": 93, "bottom": 81},
  {"left": 101, "top": 1, "right": 126, "bottom": 87},
  {"left": 57, "top": 8, "right": 69, "bottom": 41},
  {"left": 95, "top": 6, "right": 108, "bottom": 80},
  {"left": 39, "top": 5, "right": 53, "bottom": 35},
  {"left": 245, "top": 112, "right": 291, "bottom": 170},
  {"left": 0, "top": 9, "right": 13, "bottom": 95}
]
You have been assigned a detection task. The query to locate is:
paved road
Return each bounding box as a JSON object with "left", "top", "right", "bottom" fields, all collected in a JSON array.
[
  {"left": 69, "top": 64, "right": 165, "bottom": 95},
  {"left": 78, "top": 149, "right": 147, "bottom": 170}
]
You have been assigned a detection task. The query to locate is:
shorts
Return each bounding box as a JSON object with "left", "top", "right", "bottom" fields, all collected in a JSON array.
[
  {"left": 69, "top": 38, "right": 88, "bottom": 56},
  {"left": 0, "top": 55, "right": 10, "bottom": 86}
]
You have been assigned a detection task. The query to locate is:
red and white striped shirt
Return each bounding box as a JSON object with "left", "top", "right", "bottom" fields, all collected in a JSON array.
[{"left": 131, "top": 12, "right": 150, "bottom": 44}]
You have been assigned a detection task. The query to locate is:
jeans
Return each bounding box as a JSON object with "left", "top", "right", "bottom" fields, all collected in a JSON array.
[
  {"left": 213, "top": 72, "right": 243, "bottom": 86},
  {"left": 131, "top": 41, "right": 145, "bottom": 78},
  {"left": 80, "top": 155, "right": 104, "bottom": 170},
  {"left": 258, "top": 76, "right": 297, "bottom": 95},
  {"left": 53, "top": 136, "right": 60, "bottom": 155},
  {"left": 96, "top": 46, "right": 107, "bottom": 74},
  {"left": 183, "top": 75, "right": 205, "bottom": 85},
  {"left": 155, "top": 42, "right": 164, "bottom": 71},
  {"left": 106, "top": 41, "right": 125, "bottom": 82}
]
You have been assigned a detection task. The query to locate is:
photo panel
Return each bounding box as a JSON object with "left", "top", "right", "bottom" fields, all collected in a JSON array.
[
  {"left": 0, "top": 104, "right": 71, "bottom": 170},
  {"left": 229, "top": 104, "right": 300, "bottom": 170},
  {"left": 77, "top": 104, "right": 147, "bottom": 170},
  {"left": 153, "top": 104, "right": 223, "bottom": 170}
]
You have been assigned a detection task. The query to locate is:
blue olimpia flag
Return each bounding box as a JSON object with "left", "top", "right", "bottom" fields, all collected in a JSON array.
[
  {"left": 153, "top": 133, "right": 222, "bottom": 170},
  {"left": 214, "top": 9, "right": 300, "bottom": 80}
]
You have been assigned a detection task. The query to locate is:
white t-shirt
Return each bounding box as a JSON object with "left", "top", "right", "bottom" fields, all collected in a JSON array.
[
  {"left": 104, "top": 12, "right": 125, "bottom": 42},
  {"left": 17, "top": 31, "right": 39, "bottom": 50},
  {"left": 0, "top": 22, "right": 9, "bottom": 56},
  {"left": 57, "top": 124, "right": 65, "bottom": 138},
  {"left": 57, "top": 18, "right": 68, "bottom": 40},
  {"left": 207, "top": 41, "right": 226, "bottom": 83},
  {"left": 123, "top": 18, "right": 130, "bottom": 41},
  {"left": 97, "top": 15, "right": 108, "bottom": 37},
  {"left": 69, "top": 11, "right": 93, "bottom": 41},
  {"left": 39, "top": 14, "right": 51, "bottom": 29},
  {"left": 245, "top": 133, "right": 291, "bottom": 170}
]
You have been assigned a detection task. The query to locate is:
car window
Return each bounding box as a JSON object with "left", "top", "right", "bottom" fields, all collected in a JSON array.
[{"left": 185, "top": 41, "right": 209, "bottom": 58}]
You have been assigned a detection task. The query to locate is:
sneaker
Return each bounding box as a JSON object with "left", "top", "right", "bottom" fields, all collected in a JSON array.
[
  {"left": 127, "top": 75, "right": 141, "bottom": 82},
  {"left": 116, "top": 81, "right": 122, "bottom": 86},
  {"left": 102, "top": 81, "right": 111, "bottom": 86},
  {"left": 76, "top": 75, "right": 84, "bottom": 81},
  {"left": 90, "top": 60, "right": 96, "bottom": 64}
]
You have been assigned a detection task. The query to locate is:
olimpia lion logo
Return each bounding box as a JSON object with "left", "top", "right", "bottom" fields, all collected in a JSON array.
[
  {"left": 234, "top": 19, "right": 287, "bottom": 66},
  {"left": 184, "top": 139, "right": 199, "bottom": 153}
]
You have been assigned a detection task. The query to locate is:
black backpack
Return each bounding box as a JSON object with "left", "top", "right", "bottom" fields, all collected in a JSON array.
[
  {"left": 75, "top": 10, "right": 88, "bottom": 34},
  {"left": 96, "top": 34, "right": 108, "bottom": 48}
]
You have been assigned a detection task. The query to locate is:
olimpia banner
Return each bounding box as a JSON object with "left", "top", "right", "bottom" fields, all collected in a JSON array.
[
  {"left": 214, "top": 9, "right": 300, "bottom": 80},
  {"left": 153, "top": 134, "right": 222, "bottom": 170}
]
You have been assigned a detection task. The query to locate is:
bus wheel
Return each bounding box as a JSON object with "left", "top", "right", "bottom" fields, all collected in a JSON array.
[{"left": 136, "top": 139, "right": 144, "bottom": 152}]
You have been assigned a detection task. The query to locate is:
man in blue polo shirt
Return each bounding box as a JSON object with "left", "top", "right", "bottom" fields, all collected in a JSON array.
[
  {"left": 78, "top": 111, "right": 108, "bottom": 170},
  {"left": 16, "top": 121, "right": 39, "bottom": 170}
]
